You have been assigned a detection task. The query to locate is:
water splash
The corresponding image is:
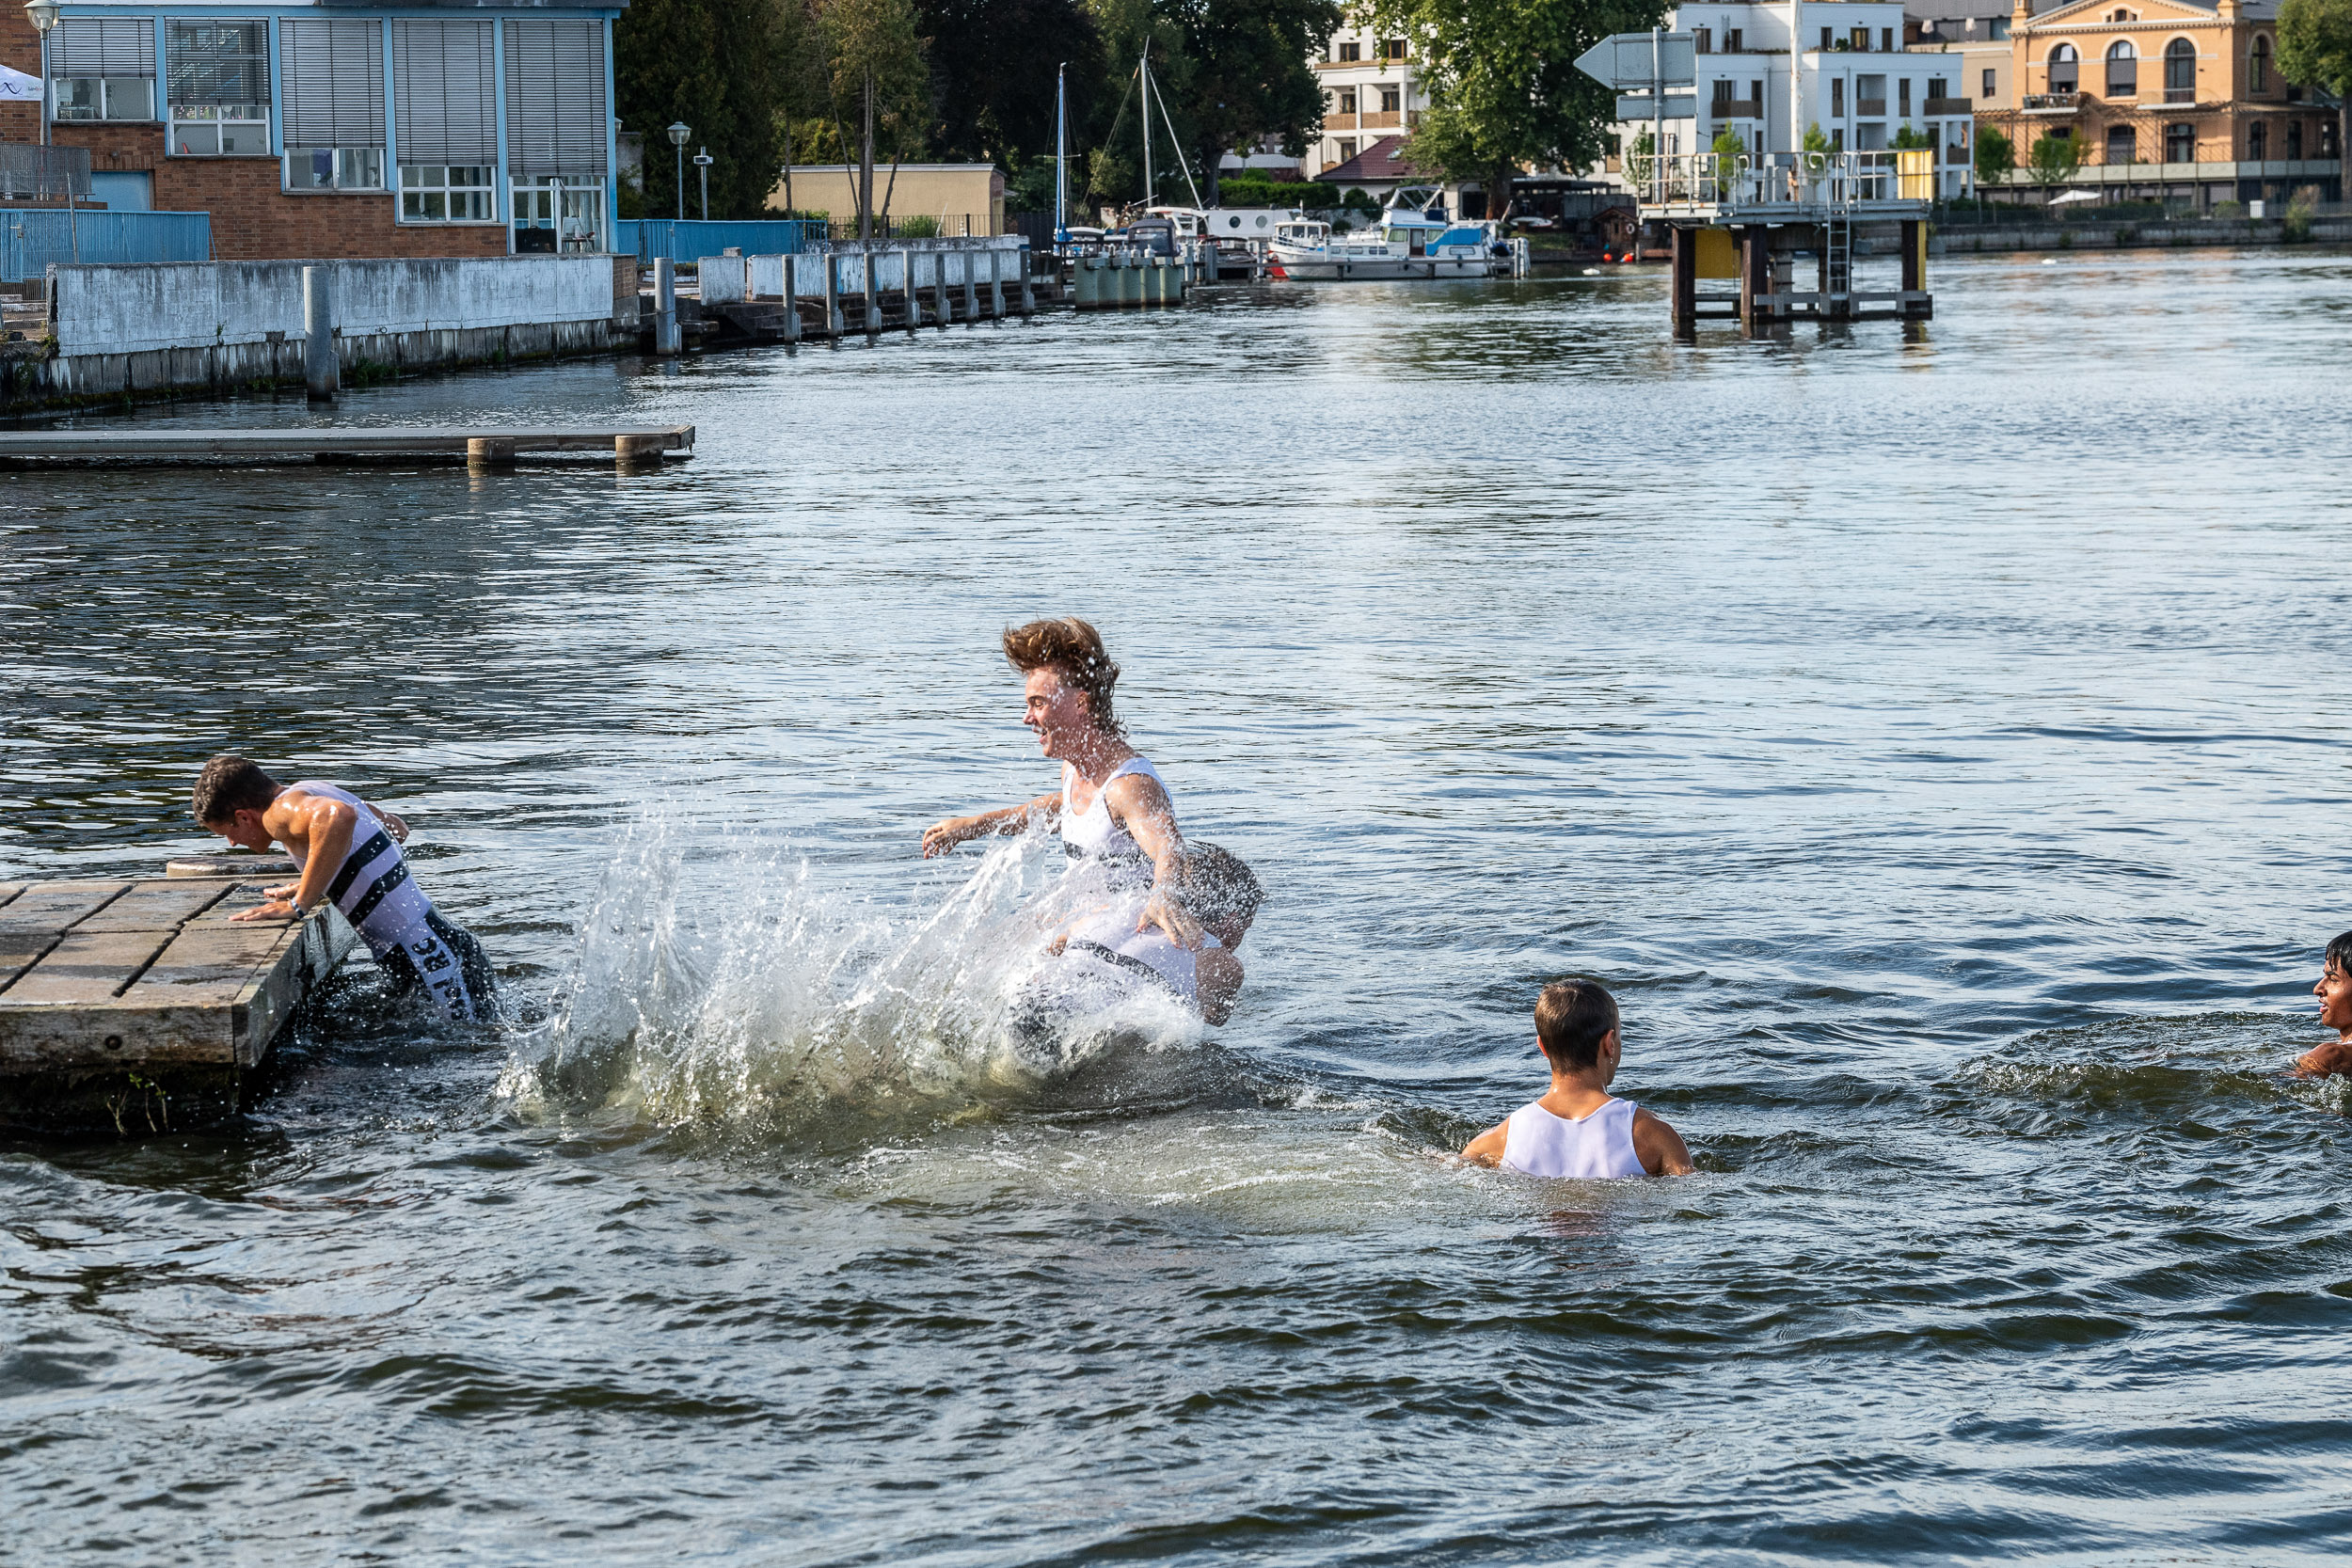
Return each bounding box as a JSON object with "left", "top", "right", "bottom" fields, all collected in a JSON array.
[{"left": 497, "top": 813, "right": 1202, "bottom": 1139}]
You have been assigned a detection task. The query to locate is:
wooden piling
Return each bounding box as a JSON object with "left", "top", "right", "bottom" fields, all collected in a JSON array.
[
  {"left": 1738, "top": 227, "right": 1770, "bottom": 338},
  {"left": 466, "top": 436, "right": 516, "bottom": 473},
  {"left": 1670, "top": 228, "right": 1697, "bottom": 334},
  {"left": 302, "top": 265, "right": 338, "bottom": 402},
  {"left": 1018, "top": 246, "right": 1036, "bottom": 314},
  {"left": 861, "top": 251, "right": 879, "bottom": 335}
]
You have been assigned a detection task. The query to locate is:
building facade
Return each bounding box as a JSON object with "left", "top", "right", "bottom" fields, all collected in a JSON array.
[
  {"left": 1980, "top": 0, "right": 2340, "bottom": 204},
  {"left": 1613, "top": 1, "right": 1978, "bottom": 198},
  {"left": 1, "top": 0, "right": 623, "bottom": 261},
  {"left": 770, "top": 165, "right": 1004, "bottom": 235},
  {"left": 1303, "top": 24, "right": 1423, "bottom": 182}
]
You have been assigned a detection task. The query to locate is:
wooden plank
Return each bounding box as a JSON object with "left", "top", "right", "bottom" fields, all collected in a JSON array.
[
  {"left": 0, "top": 425, "right": 695, "bottom": 460},
  {"left": 120, "top": 919, "right": 299, "bottom": 1007},
  {"left": 0, "top": 886, "right": 22, "bottom": 910},
  {"left": 0, "top": 932, "right": 60, "bottom": 992},
  {"left": 165, "top": 853, "right": 296, "bottom": 879},
  {"left": 0, "top": 929, "right": 178, "bottom": 1006},
  {"left": 76, "top": 881, "right": 230, "bottom": 933},
  {"left": 0, "top": 882, "right": 130, "bottom": 935},
  {"left": 184, "top": 885, "right": 294, "bottom": 927},
  {"left": 0, "top": 1000, "right": 238, "bottom": 1068}
]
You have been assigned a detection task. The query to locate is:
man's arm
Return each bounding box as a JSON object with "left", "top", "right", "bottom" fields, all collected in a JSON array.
[
  {"left": 366, "top": 802, "right": 410, "bottom": 843},
  {"left": 920, "top": 791, "right": 1061, "bottom": 858},
  {"left": 1461, "top": 1120, "right": 1510, "bottom": 1167},
  {"left": 1104, "top": 773, "right": 1200, "bottom": 949},
  {"left": 1630, "top": 1108, "right": 1695, "bottom": 1177},
  {"left": 233, "top": 796, "right": 358, "bottom": 922},
  {"left": 1196, "top": 946, "right": 1243, "bottom": 1025},
  {"left": 2295, "top": 1038, "right": 2352, "bottom": 1077}
]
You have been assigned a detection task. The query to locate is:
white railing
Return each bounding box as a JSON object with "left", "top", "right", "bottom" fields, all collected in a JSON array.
[{"left": 1625, "top": 150, "right": 1952, "bottom": 210}]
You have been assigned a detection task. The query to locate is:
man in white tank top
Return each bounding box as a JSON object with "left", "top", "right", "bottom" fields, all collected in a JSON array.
[
  {"left": 192, "top": 755, "right": 497, "bottom": 1022},
  {"left": 1461, "top": 980, "right": 1693, "bottom": 1180}
]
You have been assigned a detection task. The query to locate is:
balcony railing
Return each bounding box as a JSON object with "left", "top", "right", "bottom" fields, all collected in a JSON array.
[
  {"left": 0, "top": 142, "right": 93, "bottom": 202},
  {"left": 1361, "top": 109, "right": 1401, "bottom": 128},
  {"left": 2166, "top": 86, "right": 2194, "bottom": 103},
  {"left": 1924, "top": 96, "right": 1973, "bottom": 116},
  {"left": 1857, "top": 97, "right": 1888, "bottom": 116},
  {"left": 1623, "top": 149, "right": 1958, "bottom": 210},
  {"left": 2022, "top": 91, "right": 2085, "bottom": 111},
  {"left": 1711, "top": 99, "right": 1763, "bottom": 119}
]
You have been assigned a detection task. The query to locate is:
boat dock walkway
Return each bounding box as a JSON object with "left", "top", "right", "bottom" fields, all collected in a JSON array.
[
  {"left": 0, "top": 424, "right": 695, "bottom": 468},
  {"left": 0, "top": 859, "right": 353, "bottom": 1132}
]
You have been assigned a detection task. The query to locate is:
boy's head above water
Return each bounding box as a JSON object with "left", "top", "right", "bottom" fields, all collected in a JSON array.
[
  {"left": 192, "top": 753, "right": 282, "bottom": 849},
  {"left": 2317, "top": 932, "right": 2352, "bottom": 1037},
  {"left": 1535, "top": 978, "right": 1621, "bottom": 1081}
]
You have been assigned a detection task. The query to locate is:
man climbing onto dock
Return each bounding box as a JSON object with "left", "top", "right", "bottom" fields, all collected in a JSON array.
[{"left": 191, "top": 755, "right": 497, "bottom": 1022}]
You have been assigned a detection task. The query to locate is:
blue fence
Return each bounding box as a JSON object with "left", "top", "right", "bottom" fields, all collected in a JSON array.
[
  {"left": 618, "top": 218, "right": 822, "bottom": 263},
  {"left": 0, "top": 210, "right": 214, "bottom": 283}
]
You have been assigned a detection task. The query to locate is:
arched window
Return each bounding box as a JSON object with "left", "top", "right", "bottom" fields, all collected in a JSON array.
[
  {"left": 2165, "top": 121, "right": 2194, "bottom": 162},
  {"left": 2050, "top": 43, "right": 2079, "bottom": 92},
  {"left": 2165, "top": 39, "right": 2196, "bottom": 101},
  {"left": 2106, "top": 124, "right": 2137, "bottom": 163},
  {"left": 2251, "top": 35, "right": 2271, "bottom": 93},
  {"left": 2249, "top": 119, "right": 2268, "bottom": 160},
  {"left": 2106, "top": 40, "right": 2138, "bottom": 97}
]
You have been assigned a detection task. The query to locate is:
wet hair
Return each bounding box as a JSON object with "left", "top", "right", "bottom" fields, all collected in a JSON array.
[
  {"left": 192, "top": 754, "right": 279, "bottom": 824},
  {"left": 2328, "top": 931, "right": 2352, "bottom": 978},
  {"left": 1534, "top": 979, "right": 1620, "bottom": 1071},
  {"left": 1186, "top": 844, "right": 1263, "bottom": 930},
  {"left": 1002, "top": 616, "right": 1121, "bottom": 733}
]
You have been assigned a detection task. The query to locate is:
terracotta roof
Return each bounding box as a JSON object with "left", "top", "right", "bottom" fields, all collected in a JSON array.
[{"left": 1319, "top": 135, "right": 1425, "bottom": 184}]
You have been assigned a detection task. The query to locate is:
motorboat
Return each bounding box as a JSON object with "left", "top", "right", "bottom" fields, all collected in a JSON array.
[{"left": 1266, "top": 189, "right": 1515, "bottom": 280}]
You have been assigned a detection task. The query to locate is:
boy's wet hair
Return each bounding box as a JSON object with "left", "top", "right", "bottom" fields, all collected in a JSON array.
[
  {"left": 1002, "top": 616, "right": 1121, "bottom": 733},
  {"left": 1186, "top": 844, "right": 1263, "bottom": 927},
  {"left": 192, "top": 754, "right": 278, "bottom": 824},
  {"left": 2329, "top": 931, "right": 2352, "bottom": 977},
  {"left": 1535, "top": 979, "right": 1620, "bottom": 1071}
]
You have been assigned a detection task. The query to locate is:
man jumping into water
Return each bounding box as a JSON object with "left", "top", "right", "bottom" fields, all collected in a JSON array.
[
  {"left": 192, "top": 755, "right": 497, "bottom": 1022},
  {"left": 1462, "top": 980, "right": 1693, "bottom": 1178},
  {"left": 2293, "top": 931, "right": 2352, "bottom": 1077},
  {"left": 922, "top": 617, "right": 1200, "bottom": 950}
]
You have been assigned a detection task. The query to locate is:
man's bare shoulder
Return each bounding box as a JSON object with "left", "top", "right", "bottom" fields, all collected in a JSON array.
[{"left": 2296, "top": 1038, "right": 2352, "bottom": 1078}]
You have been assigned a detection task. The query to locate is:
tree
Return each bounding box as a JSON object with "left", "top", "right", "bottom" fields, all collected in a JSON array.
[
  {"left": 1974, "top": 125, "right": 2014, "bottom": 192},
  {"left": 917, "top": 0, "right": 1106, "bottom": 168},
  {"left": 1170, "top": 0, "right": 1342, "bottom": 202},
  {"left": 1081, "top": 0, "right": 1195, "bottom": 208},
  {"left": 2027, "top": 130, "right": 2084, "bottom": 192},
  {"left": 1890, "top": 122, "right": 1932, "bottom": 150},
  {"left": 1803, "top": 120, "right": 1832, "bottom": 153},
  {"left": 2278, "top": 0, "right": 2352, "bottom": 197},
  {"left": 616, "top": 0, "right": 806, "bottom": 219},
  {"left": 802, "top": 0, "right": 933, "bottom": 230},
  {"left": 1368, "top": 0, "right": 1669, "bottom": 217}
]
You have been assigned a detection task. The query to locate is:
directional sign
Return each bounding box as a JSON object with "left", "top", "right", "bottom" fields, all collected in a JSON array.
[
  {"left": 1615, "top": 94, "right": 1697, "bottom": 120},
  {"left": 1574, "top": 32, "right": 1696, "bottom": 89}
]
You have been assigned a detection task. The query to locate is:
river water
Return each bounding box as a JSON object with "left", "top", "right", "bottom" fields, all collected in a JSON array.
[{"left": 7, "top": 246, "right": 2352, "bottom": 1564}]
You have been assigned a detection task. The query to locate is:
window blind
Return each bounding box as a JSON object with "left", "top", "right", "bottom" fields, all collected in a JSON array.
[
  {"left": 167, "top": 21, "right": 267, "bottom": 106},
  {"left": 281, "top": 20, "right": 384, "bottom": 147},
  {"left": 49, "top": 18, "right": 155, "bottom": 77},
  {"left": 392, "top": 18, "right": 497, "bottom": 165},
  {"left": 503, "top": 20, "right": 607, "bottom": 178}
]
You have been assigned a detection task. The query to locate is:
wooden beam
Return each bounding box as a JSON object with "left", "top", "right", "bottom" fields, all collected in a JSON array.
[{"left": 0, "top": 426, "right": 697, "bottom": 465}]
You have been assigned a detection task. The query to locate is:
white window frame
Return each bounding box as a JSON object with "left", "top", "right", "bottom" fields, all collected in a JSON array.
[
  {"left": 399, "top": 163, "right": 499, "bottom": 222},
  {"left": 166, "top": 20, "right": 271, "bottom": 157}
]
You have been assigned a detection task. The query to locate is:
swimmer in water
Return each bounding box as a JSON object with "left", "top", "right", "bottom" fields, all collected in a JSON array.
[
  {"left": 2292, "top": 931, "right": 2352, "bottom": 1078},
  {"left": 922, "top": 616, "right": 1200, "bottom": 950},
  {"left": 1461, "top": 979, "right": 1693, "bottom": 1178},
  {"left": 192, "top": 755, "right": 498, "bottom": 1022}
]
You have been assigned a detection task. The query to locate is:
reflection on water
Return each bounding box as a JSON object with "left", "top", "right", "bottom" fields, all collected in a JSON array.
[{"left": 7, "top": 249, "right": 2352, "bottom": 1564}]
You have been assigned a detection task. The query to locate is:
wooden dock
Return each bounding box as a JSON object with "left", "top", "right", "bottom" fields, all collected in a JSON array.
[
  {"left": 0, "top": 864, "right": 353, "bottom": 1132},
  {"left": 0, "top": 424, "right": 694, "bottom": 467}
]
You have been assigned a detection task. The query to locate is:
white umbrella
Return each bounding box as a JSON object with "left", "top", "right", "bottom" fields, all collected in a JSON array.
[
  {"left": 0, "top": 64, "right": 40, "bottom": 103},
  {"left": 2047, "top": 188, "right": 2100, "bottom": 206}
]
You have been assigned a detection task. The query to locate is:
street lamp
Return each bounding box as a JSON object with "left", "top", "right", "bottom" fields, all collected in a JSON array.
[
  {"left": 693, "top": 147, "right": 713, "bottom": 222},
  {"left": 24, "top": 0, "right": 60, "bottom": 148},
  {"left": 666, "top": 122, "right": 691, "bottom": 221}
]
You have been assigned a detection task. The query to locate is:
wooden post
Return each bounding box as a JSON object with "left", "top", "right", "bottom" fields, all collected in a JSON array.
[
  {"left": 861, "top": 249, "right": 878, "bottom": 334},
  {"left": 1816, "top": 224, "right": 1830, "bottom": 317},
  {"left": 1900, "top": 218, "right": 1924, "bottom": 296},
  {"left": 1739, "top": 227, "right": 1770, "bottom": 337},
  {"left": 466, "top": 437, "right": 515, "bottom": 473},
  {"left": 615, "top": 433, "right": 667, "bottom": 467},
  {"left": 302, "top": 266, "right": 338, "bottom": 401},
  {"left": 1669, "top": 227, "right": 1696, "bottom": 334},
  {"left": 652, "top": 258, "right": 679, "bottom": 356}
]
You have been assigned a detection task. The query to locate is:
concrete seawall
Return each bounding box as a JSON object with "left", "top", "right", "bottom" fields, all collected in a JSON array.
[
  {"left": 2, "top": 254, "right": 638, "bottom": 414},
  {"left": 1935, "top": 216, "right": 2352, "bottom": 253}
]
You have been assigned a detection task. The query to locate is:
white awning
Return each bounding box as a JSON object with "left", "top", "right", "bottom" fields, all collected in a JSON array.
[{"left": 0, "top": 63, "right": 40, "bottom": 102}]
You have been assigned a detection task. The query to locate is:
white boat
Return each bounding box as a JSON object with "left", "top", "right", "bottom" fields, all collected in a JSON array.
[{"left": 1266, "top": 188, "right": 1513, "bottom": 280}]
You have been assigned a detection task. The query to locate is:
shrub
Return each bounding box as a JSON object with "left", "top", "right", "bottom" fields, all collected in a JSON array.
[
  {"left": 1219, "top": 178, "right": 1342, "bottom": 209},
  {"left": 896, "top": 214, "right": 941, "bottom": 238}
]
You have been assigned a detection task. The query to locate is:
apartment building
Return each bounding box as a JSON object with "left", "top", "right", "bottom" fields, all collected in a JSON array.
[{"left": 1303, "top": 24, "right": 1422, "bottom": 182}]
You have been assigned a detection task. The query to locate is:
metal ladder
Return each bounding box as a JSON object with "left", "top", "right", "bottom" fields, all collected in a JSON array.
[{"left": 1822, "top": 203, "right": 1853, "bottom": 319}]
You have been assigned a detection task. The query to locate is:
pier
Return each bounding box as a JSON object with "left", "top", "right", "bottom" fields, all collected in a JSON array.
[
  {"left": 0, "top": 424, "right": 696, "bottom": 467},
  {"left": 0, "top": 863, "right": 352, "bottom": 1132}
]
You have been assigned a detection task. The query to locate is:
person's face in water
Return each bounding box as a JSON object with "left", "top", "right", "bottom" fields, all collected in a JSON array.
[
  {"left": 2317, "top": 956, "right": 2352, "bottom": 1037},
  {"left": 202, "top": 808, "right": 275, "bottom": 854},
  {"left": 1025, "top": 667, "right": 1097, "bottom": 760}
]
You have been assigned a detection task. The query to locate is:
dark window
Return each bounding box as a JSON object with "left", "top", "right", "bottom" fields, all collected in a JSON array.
[
  {"left": 1832, "top": 76, "right": 1844, "bottom": 115},
  {"left": 1991, "top": 18, "right": 2010, "bottom": 40},
  {"left": 1338, "top": 40, "right": 1359, "bottom": 62},
  {"left": 2288, "top": 120, "right": 2303, "bottom": 158},
  {"left": 2106, "top": 125, "right": 2135, "bottom": 163},
  {"left": 2164, "top": 39, "right": 2195, "bottom": 101},
  {"left": 1881, "top": 28, "right": 1894, "bottom": 51},
  {"left": 2327, "top": 119, "right": 2341, "bottom": 157},
  {"left": 1726, "top": 28, "right": 1742, "bottom": 51},
  {"left": 2250, "top": 37, "right": 2268, "bottom": 92},
  {"left": 1983, "top": 67, "right": 1996, "bottom": 98},
  {"left": 1899, "top": 78, "right": 1912, "bottom": 114},
  {"left": 1378, "top": 86, "right": 1399, "bottom": 112},
  {"left": 1712, "top": 78, "right": 1734, "bottom": 105},
  {"left": 2166, "top": 121, "right": 2194, "bottom": 161},
  {"left": 1336, "top": 88, "right": 1355, "bottom": 114},
  {"left": 2050, "top": 44, "right": 2077, "bottom": 93},
  {"left": 1820, "top": 26, "right": 1833, "bottom": 49},
  {"left": 1695, "top": 27, "right": 1711, "bottom": 53},
  {"left": 1851, "top": 26, "right": 1868, "bottom": 49},
  {"left": 2249, "top": 120, "right": 2267, "bottom": 159},
  {"left": 2106, "top": 41, "right": 2137, "bottom": 97},
  {"left": 1750, "top": 79, "right": 1763, "bottom": 104}
]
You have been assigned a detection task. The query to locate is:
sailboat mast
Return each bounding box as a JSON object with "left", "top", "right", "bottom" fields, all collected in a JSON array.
[
  {"left": 1055, "top": 62, "right": 1067, "bottom": 240},
  {"left": 1139, "top": 42, "right": 1154, "bottom": 206}
]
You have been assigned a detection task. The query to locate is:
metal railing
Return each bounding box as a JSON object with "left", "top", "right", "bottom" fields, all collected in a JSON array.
[
  {"left": 1625, "top": 150, "right": 1961, "bottom": 211},
  {"left": 0, "top": 143, "right": 92, "bottom": 202},
  {"left": 1, "top": 210, "right": 214, "bottom": 282},
  {"left": 617, "top": 218, "right": 825, "bottom": 264}
]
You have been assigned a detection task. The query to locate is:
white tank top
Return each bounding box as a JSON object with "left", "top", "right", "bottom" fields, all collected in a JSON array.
[
  {"left": 1060, "top": 900, "right": 1221, "bottom": 1007},
  {"left": 1060, "top": 756, "right": 1164, "bottom": 863},
  {"left": 1499, "top": 1098, "right": 1648, "bottom": 1180},
  {"left": 281, "top": 781, "right": 440, "bottom": 959}
]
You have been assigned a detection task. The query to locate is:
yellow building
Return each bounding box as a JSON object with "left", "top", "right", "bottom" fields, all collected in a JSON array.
[
  {"left": 1983, "top": 0, "right": 2341, "bottom": 205},
  {"left": 769, "top": 165, "right": 1006, "bottom": 235}
]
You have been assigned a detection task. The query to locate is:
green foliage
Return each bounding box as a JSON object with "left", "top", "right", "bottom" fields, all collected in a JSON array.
[
  {"left": 2027, "top": 132, "right": 2085, "bottom": 188},
  {"left": 1341, "top": 186, "right": 1381, "bottom": 211},
  {"left": 1803, "top": 121, "right": 1832, "bottom": 153},
  {"left": 1974, "top": 126, "right": 2015, "bottom": 184},
  {"left": 1890, "top": 123, "right": 1932, "bottom": 150},
  {"left": 1177, "top": 0, "right": 1343, "bottom": 200},
  {"left": 896, "top": 214, "right": 943, "bottom": 235},
  {"left": 617, "top": 0, "right": 813, "bottom": 220},
  {"left": 1624, "top": 126, "right": 1655, "bottom": 186},
  {"left": 1217, "top": 177, "right": 1342, "bottom": 207},
  {"left": 919, "top": 0, "right": 1106, "bottom": 166},
  {"left": 1710, "top": 127, "right": 1745, "bottom": 161},
  {"left": 1369, "top": 0, "right": 1669, "bottom": 214},
  {"left": 2212, "top": 198, "right": 2246, "bottom": 218},
  {"left": 2284, "top": 183, "right": 2321, "bottom": 239},
  {"left": 2279, "top": 0, "right": 2352, "bottom": 96}
]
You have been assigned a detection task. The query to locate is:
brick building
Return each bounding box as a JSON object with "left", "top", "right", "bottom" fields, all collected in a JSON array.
[
  {"left": 1980, "top": 0, "right": 2342, "bottom": 205},
  {"left": 1, "top": 0, "right": 623, "bottom": 261}
]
